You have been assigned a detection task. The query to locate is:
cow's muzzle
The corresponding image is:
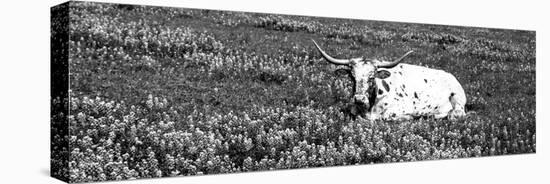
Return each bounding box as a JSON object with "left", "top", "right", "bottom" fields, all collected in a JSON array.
[{"left": 353, "top": 95, "right": 370, "bottom": 110}]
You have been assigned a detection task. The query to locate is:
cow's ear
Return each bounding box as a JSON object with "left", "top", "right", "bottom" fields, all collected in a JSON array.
[{"left": 374, "top": 70, "right": 391, "bottom": 79}]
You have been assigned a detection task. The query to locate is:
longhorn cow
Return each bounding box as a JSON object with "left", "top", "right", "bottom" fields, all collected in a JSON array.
[{"left": 312, "top": 40, "right": 466, "bottom": 120}]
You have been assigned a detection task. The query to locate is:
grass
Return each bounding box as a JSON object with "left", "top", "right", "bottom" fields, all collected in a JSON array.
[{"left": 52, "top": 1, "right": 535, "bottom": 182}]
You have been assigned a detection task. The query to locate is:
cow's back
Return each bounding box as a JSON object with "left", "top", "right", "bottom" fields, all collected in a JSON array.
[{"left": 371, "top": 63, "right": 466, "bottom": 119}]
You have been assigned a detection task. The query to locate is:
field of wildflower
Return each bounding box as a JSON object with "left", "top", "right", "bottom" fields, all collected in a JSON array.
[{"left": 51, "top": 1, "right": 536, "bottom": 183}]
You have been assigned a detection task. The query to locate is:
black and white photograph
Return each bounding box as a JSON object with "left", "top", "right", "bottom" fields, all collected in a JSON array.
[
  {"left": 2, "top": 0, "right": 548, "bottom": 184},
  {"left": 49, "top": 1, "right": 538, "bottom": 183}
]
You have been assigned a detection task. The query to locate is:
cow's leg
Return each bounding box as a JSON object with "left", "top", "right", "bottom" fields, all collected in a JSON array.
[
  {"left": 379, "top": 110, "right": 413, "bottom": 121},
  {"left": 393, "top": 114, "right": 413, "bottom": 121},
  {"left": 364, "top": 113, "right": 381, "bottom": 121},
  {"left": 434, "top": 113, "right": 449, "bottom": 119},
  {"left": 448, "top": 93, "right": 466, "bottom": 120},
  {"left": 448, "top": 106, "right": 466, "bottom": 120}
]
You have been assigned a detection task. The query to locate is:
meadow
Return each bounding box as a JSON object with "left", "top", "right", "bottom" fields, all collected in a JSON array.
[{"left": 51, "top": 2, "right": 535, "bottom": 182}]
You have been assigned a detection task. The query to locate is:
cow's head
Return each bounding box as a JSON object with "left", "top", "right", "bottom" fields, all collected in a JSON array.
[{"left": 312, "top": 40, "right": 413, "bottom": 110}]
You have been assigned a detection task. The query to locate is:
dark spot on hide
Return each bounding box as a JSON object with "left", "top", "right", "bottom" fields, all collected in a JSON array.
[
  {"left": 414, "top": 92, "right": 419, "bottom": 99},
  {"left": 449, "top": 92, "right": 455, "bottom": 101},
  {"left": 381, "top": 80, "right": 390, "bottom": 92},
  {"left": 398, "top": 71, "right": 402, "bottom": 75},
  {"left": 401, "top": 84, "right": 406, "bottom": 89},
  {"left": 378, "top": 89, "right": 384, "bottom": 95},
  {"left": 397, "top": 93, "right": 403, "bottom": 97},
  {"left": 424, "top": 79, "right": 428, "bottom": 83}
]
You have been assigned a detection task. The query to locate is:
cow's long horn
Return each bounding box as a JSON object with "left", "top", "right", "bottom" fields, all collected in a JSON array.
[
  {"left": 312, "top": 39, "right": 351, "bottom": 65},
  {"left": 376, "top": 51, "right": 414, "bottom": 68}
]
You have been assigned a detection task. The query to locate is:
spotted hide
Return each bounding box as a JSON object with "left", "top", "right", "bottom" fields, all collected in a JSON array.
[{"left": 312, "top": 40, "right": 466, "bottom": 120}]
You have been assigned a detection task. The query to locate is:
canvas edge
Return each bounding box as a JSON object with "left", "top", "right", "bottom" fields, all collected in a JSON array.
[{"left": 51, "top": 1, "right": 71, "bottom": 183}]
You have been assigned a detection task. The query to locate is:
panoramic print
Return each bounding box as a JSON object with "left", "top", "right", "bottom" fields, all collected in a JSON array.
[{"left": 51, "top": 1, "right": 536, "bottom": 183}]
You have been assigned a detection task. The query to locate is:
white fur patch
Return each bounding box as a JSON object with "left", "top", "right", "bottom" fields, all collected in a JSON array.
[{"left": 354, "top": 63, "right": 466, "bottom": 120}]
